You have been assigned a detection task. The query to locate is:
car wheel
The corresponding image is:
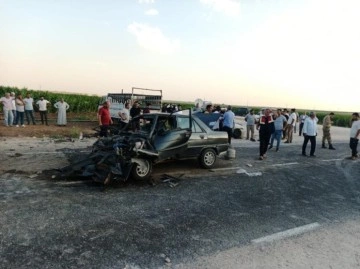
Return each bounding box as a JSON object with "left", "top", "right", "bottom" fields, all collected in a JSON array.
[
  {"left": 199, "top": 148, "right": 217, "bottom": 169},
  {"left": 131, "top": 159, "right": 153, "bottom": 180},
  {"left": 233, "top": 128, "right": 241, "bottom": 139}
]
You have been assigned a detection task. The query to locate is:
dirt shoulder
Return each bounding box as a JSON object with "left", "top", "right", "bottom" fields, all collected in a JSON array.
[{"left": 0, "top": 119, "right": 98, "bottom": 139}]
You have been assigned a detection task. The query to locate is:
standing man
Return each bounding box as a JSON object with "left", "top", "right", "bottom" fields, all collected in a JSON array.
[
  {"left": 36, "top": 96, "right": 51, "bottom": 125},
  {"left": 223, "top": 105, "right": 235, "bottom": 144},
  {"left": 98, "top": 101, "right": 113, "bottom": 137},
  {"left": 204, "top": 104, "right": 213, "bottom": 114},
  {"left": 54, "top": 98, "right": 70, "bottom": 126},
  {"left": 256, "top": 108, "right": 274, "bottom": 160},
  {"left": 302, "top": 111, "right": 318, "bottom": 157},
  {"left": 349, "top": 112, "right": 360, "bottom": 160},
  {"left": 322, "top": 112, "right": 336, "bottom": 150},
  {"left": 24, "top": 93, "right": 36, "bottom": 125},
  {"left": 14, "top": 93, "right": 26, "bottom": 127},
  {"left": 143, "top": 103, "right": 151, "bottom": 114},
  {"left": 285, "top": 108, "right": 297, "bottom": 143},
  {"left": 130, "top": 101, "right": 141, "bottom": 131},
  {"left": 244, "top": 109, "right": 256, "bottom": 141},
  {"left": 118, "top": 102, "right": 130, "bottom": 129},
  {"left": 299, "top": 112, "right": 307, "bottom": 136},
  {"left": 0, "top": 92, "right": 14, "bottom": 126},
  {"left": 269, "top": 109, "right": 287, "bottom": 152},
  {"left": 10, "top": 92, "right": 16, "bottom": 125}
]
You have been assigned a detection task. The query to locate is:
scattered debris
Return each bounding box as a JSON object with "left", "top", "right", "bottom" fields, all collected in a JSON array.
[
  {"left": 245, "top": 172, "right": 262, "bottom": 177},
  {"left": 246, "top": 163, "right": 253, "bottom": 167},
  {"left": 160, "top": 174, "right": 183, "bottom": 188}
]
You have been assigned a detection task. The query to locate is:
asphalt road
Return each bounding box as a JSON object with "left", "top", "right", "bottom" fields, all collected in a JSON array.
[{"left": 1, "top": 127, "right": 360, "bottom": 268}]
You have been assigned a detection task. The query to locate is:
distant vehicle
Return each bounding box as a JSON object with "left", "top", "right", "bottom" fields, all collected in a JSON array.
[
  {"left": 235, "top": 107, "right": 249, "bottom": 116},
  {"left": 99, "top": 87, "right": 163, "bottom": 121},
  {"left": 195, "top": 113, "right": 244, "bottom": 139}
]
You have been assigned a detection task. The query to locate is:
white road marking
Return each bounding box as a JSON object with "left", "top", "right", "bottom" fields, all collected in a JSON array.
[
  {"left": 321, "top": 159, "right": 342, "bottom": 162},
  {"left": 251, "top": 222, "right": 320, "bottom": 244},
  {"left": 271, "top": 162, "right": 299, "bottom": 167}
]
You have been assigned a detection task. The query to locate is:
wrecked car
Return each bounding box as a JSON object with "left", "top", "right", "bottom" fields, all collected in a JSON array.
[{"left": 61, "top": 111, "right": 229, "bottom": 184}]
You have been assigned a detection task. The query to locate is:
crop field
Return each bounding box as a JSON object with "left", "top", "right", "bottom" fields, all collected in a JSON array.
[{"left": 1, "top": 86, "right": 355, "bottom": 127}]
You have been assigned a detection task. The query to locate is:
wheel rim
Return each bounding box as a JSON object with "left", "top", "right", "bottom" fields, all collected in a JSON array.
[
  {"left": 135, "top": 161, "right": 150, "bottom": 177},
  {"left": 204, "top": 151, "right": 215, "bottom": 166}
]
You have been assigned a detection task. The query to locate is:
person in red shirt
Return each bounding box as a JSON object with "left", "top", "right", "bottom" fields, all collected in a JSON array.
[{"left": 98, "top": 102, "right": 113, "bottom": 137}]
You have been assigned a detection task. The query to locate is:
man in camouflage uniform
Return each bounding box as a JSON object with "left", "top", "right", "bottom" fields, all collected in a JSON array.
[{"left": 322, "top": 112, "right": 336, "bottom": 150}]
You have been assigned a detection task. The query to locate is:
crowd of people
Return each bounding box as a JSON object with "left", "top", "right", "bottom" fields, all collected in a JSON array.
[
  {"left": 246, "top": 108, "right": 360, "bottom": 161},
  {"left": 0, "top": 92, "right": 70, "bottom": 127}
]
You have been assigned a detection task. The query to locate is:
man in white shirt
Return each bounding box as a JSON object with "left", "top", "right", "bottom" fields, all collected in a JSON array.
[
  {"left": 10, "top": 92, "right": 16, "bottom": 124},
  {"left": 0, "top": 92, "right": 14, "bottom": 126},
  {"left": 302, "top": 111, "right": 318, "bottom": 157},
  {"left": 36, "top": 96, "right": 51, "bottom": 125},
  {"left": 24, "top": 93, "right": 36, "bottom": 125},
  {"left": 349, "top": 112, "right": 360, "bottom": 160},
  {"left": 285, "top": 108, "right": 297, "bottom": 143},
  {"left": 118, "top": 102, "right": 130, "bottom": 129}
]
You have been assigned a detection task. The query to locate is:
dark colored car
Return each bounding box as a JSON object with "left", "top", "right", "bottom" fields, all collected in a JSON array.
[
  {"left": 195, "top": 112, "right": 244, "bottom": 139},
  {"left": 61, "top": 111, "right": 229, "bottom": 183}
]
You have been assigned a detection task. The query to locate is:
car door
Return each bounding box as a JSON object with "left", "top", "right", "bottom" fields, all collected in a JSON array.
[
  {"left": 172, "top": 115, "right": 208, "bottom": 158},
  {"left": 152, "top": 115, "right": 192, "bottom": 160}
]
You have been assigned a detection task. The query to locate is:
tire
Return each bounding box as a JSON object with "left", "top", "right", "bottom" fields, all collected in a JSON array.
[
  {"left": 233, "top": 128, "right": 242, "bottom": 139},
  {"left": 199, "top": 148, "right": 217, "bottom": 169},
  {"left": 131, "top": 159, "right": 153, "bottom": 181}
]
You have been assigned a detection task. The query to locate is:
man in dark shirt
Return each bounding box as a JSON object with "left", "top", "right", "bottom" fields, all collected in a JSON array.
[
  {"left": 130, "top": 101, "right": 141, "bottom": 131},
  {"left": 256, "top": 108, "right": 275, "bottom": 160}
]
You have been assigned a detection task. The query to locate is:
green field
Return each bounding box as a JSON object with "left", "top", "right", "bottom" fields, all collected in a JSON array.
[{"left": 1, "top": 86, "right": 354, "bottom": 127}]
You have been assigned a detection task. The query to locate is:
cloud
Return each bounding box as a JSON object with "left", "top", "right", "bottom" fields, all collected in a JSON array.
[
  {"left": 138, "top": 0, "right": 155, "bottom": 4},
  {"left": 145, "top": 8, "right": 159, "bottom": 16},
  {"left": 127, "top": 22, "right": 180, "bottom": 54},
  {"left": 200, "top": 0, "right": 240, "bottom": 17}
]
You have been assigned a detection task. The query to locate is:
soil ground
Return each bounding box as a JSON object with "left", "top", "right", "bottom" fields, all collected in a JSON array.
[{"left": 0, "top": 112, "right": 98, "bottom": 138}]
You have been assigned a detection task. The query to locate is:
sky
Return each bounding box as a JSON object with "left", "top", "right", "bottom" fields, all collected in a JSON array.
[{"left": 1, "top": 0, "right": 359, "bottom": 112}]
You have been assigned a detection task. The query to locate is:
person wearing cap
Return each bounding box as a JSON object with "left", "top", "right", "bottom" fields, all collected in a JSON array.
[
  {"left": 302, "top": 111, "right": 318, "bottom": 157},
  {"left": 223, "top": 105, "right": 235, "bottom": 144},
  {"left": 322, "top": 112, "right": 336, "bottom": 150},
  {"left": 0, "top": 92, "right": 14, "bottom": 126},
  {"left": 349, "top": 112, "right": 360, "bottom": 160}
]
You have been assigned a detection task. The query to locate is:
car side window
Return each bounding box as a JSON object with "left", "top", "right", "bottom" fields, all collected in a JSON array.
[
  {"left": 177, "top": 117, "right": 203, "bottom": 133},
  {"left": 191, "top": 120, "right": 203, "bottom": 133},
  {"left": 176, "top": 117, "right": 190, "bottom": 129}
]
